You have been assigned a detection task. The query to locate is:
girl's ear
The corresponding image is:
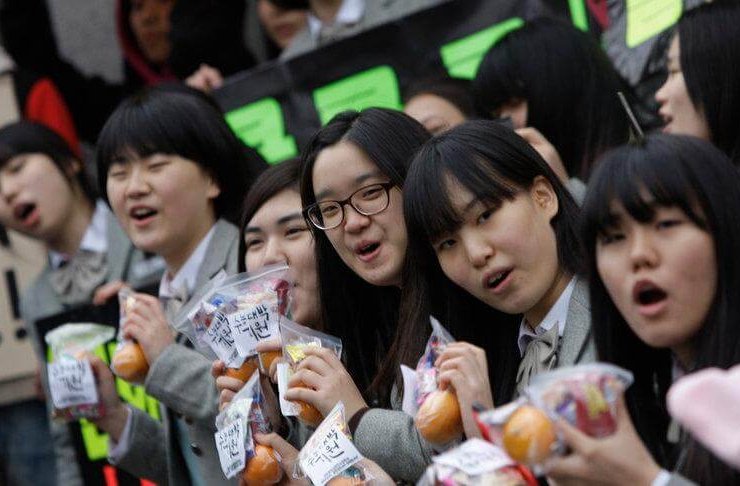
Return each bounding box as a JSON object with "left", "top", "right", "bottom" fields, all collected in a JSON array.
[
  {"left": 66, "top": 158, "right": 82, "bottom": 176},
  {"left": 530, "top": 175, "right": 559, "bottom": 222},
  {"left": 206, "top": 174, "right": 221, "bottom": 200}
]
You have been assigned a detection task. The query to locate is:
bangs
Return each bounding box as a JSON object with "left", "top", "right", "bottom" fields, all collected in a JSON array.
[
  {"left": 583, "top": 142, "right": 708, "bottom": 240},
  {"left": 405, "top": 137, "right": 518, "bottom": 242},
  {"left": 97, "top": 97, "right": 204, "bottom": 169}
]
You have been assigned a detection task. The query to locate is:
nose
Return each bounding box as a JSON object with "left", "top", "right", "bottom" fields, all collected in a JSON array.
[
  {"left": 0, "top": 174, "right": 18, "bottom": 203},
  {"left": 342, "top": 204, "right": 371, "bottom": 233},
  {"left": 655, "top": 78, "right": 669, "bottom": 106},
  {"left": 262, "top": 238, "right": 287, "bottom": 267},
  {"left": 462, "top": 231, "right": 493, "bottom": 269},
  {"left": 123, "top": 166, "right": 151, "bottom": 199},
  {"left": 629, "top": 229, "right": 659, "bottom": 271}
]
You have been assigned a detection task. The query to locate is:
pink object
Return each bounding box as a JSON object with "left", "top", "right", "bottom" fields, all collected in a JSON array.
[{"left": 667, "top": 365, "right": 740, "bottom": 469}]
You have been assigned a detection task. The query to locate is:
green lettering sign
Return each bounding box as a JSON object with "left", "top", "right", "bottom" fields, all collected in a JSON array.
[
  {"left": 225, "top": 98, "right": 298, "bottom": 164},
  {"left": 312, "top": 65, "right": 401, "bottom": 126},
  {"left": 440, "top": 17, "right": 524, "bottom": 79},
  {"left": 569, "top": 0, "right": 589, "bottom": 31},
  {"left": 626, "top": 0, "right": 682, "bottom": 48}
]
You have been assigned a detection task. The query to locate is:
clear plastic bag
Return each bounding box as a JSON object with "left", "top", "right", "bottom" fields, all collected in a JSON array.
[
  {"left": 177, "top": 264, "right": 291, "bottom": 375},
  {"left": 417, "top": 438, "right": 537, "bottom": 486},
  {"left": 279, "top": 319, "right": 342, "bottom": 427},
  {"left": 214, "top": 370, "right": 283, "bottom": 483},
  {"left": 110, "top": 288, "right": 149, "bottom": 383},
  {"left": 44, "top": 323, "right": 115, "bottom": 421},
  {"left": 474, "top": 363, "right": 634, "bottom": 473},
  {"left": 295, "top": 402, "right": 375, "bottom": 486},
  {"left": 409, "top": 317, "right": 462, "bottom": 445}
]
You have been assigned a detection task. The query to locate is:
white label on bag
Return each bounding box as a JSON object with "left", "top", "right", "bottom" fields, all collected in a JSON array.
[
  {"left": 432, "top": 438, "right": 514, "bottom": 476},
  {"left": 277, "top": 362, "right": 300, "bottom": 417},
  {"left": 48, "top": 359, "right": 98, "bottom": 409},
  {"left": 228, "top": 303, "right": 280, "bottom": 357},
  {"left": 215, "top": 419, "right": 247, "bottom": 479},
  {"left": 300, "top": 421, "right": 362, "bottom": 486},
  {"left": 205, "top": 312, "right": 243, "bottom": 367}
]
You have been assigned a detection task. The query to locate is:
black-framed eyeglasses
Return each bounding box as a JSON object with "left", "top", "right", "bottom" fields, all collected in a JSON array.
[{"left": 304, "top": 181, "right": 395, "bottom": 230}]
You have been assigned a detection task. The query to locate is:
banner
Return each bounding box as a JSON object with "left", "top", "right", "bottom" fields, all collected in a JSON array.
[{"left": 213, "top": 0, "right": 591, "bottom": 164}]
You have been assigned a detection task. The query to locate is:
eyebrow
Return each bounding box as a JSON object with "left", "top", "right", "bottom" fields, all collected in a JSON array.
[
  {"left": 314, "top": 171, "right": 383, "bottom": 201},
  {"left": 244, "top": 212, "right": 305, "bottom": 234}
]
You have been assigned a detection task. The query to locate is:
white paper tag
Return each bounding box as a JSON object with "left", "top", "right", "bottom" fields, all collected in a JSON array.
[
  {"left": 228, "top": 303, "right": 280, "bottom": 357},
  {"left": 432, "top": 438, "right": 514, "bottom": 477},
  {"left": 47, "top": 359, "right": 98, "bottom": 409},
  {"left": 300, "top": 420, "right": 362, "bottom": 486},
  {"left": 277, "top": 362, "right": 300, "bottom": 417},
  {"left": 401, "top": 364, "right": 419, "bottom": 416},
  {"left": 215, "top": 419, "right": 248, "bottom": 479},
  {"left": 205, "top": 312, "right": 243, "bottom": 367}
]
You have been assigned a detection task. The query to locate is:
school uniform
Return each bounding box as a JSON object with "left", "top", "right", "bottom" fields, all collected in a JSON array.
[
  {"left": 20, "top": 201, "right": 165, "bottom": 486},
  {"left": 109, "top": 219, "right": 239, "bottom": 486}
]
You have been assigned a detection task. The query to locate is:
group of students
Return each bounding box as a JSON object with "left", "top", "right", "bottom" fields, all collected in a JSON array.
[{"left": 1, "top": 2, "right": 740, "bottom": 485}]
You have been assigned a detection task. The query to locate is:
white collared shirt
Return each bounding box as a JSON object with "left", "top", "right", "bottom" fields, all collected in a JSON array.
[
  {"left": 158, "top": 224, "right": 217, "bottom": 299},
  {"left": 49, "top": 200, "right": 109, "bottom": 269},
  {"left": 307, "top": 0, "right": 366, "bottom": 40},
  {"left": 517, "top": 278, "right": 577, "bottom": 357}
]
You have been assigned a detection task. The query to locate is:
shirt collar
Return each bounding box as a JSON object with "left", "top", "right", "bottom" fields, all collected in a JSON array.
[
  {"left": 158, "top": 224, "right": 217, "bottom": 299},
  {"left": 307, "top": 0, "right": 366, "bottom": 39},
  {"left": 517, "top": 277, "right": 577, "bottom": 356},
  {"left": 49, "top": 201, "right": 109, "bottom": 269}
]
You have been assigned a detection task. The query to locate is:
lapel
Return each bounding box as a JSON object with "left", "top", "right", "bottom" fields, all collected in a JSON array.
[
  {"left": 192, "top": 219, "right": 239, "bottom": 293},
  {"left": 558, "top": 278, "right": 595, "bottom": 366}
]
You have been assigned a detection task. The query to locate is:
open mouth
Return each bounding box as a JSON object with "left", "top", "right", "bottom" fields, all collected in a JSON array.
[
  {"left": 129, "top": 207, "right": 158, "bottom": 222},
  {"left": 357, "top": 242, "right": 380, "bottom": 256},
  {"left": 485, "top": 269, "right": 512, "bottom": 290},
  {"left": 633, "top": 281, "right": 668, "bottom": 306},
  {"left": 13, "top": 202, "right": 36, "bottom": 221}
]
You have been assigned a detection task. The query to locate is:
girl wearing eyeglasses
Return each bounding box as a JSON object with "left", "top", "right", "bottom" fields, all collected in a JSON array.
[{"left": 281, "top": 108, "right": 515, "bottom": 482}]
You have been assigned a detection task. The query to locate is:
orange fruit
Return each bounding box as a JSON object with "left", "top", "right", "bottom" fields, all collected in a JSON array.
[
  {"left": 111, "top": 342, "right": 149, "bottom": 383},
  {"left": 414, "top": 389, "right": 463, "bottom": 444},
  {"left": 225, "top": 356, "right": 259, "bottom": 382},
  {"left": 243, "top": 444, "right": 282, "bottom": 486},
  {"left": 502, "top": 405, "right": 556, "bottom": 465},
  {"left": 258, "top": 350, "right": 282, "bottom": 374}
]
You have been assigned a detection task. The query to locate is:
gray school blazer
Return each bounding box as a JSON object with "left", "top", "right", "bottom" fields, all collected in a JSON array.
[
  {"left": 20, "top": 209, "right": 165, "bottom": 486},
  {"left": 114, "top": 219, "right": 240, "bottom": 486},
  {"left": 353, "top": 278, "right": 595, "bottom": 483}
]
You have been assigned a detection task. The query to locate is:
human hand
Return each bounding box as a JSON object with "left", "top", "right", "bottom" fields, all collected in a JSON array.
[
  {"left": 256, "top": 338, "right": 284, "bottom": 383},
  {"left": 247, "top": 432, "right": 307, "bottom": 486},
  {"left": 516, "top": 127, "right": 569, "bottom": 183},
  {"left": 284, "top": 347, "right": 367, "bottom": 419},
  {"left": 435, "top": 342, "right": 493, "bottom": 439},
  {"left": 185, "top": 63, "right": 223, "bottom": 94},
  {"left": 545, "top": 396, "right": 661, "bottom": 486},
  {"left": 88, "top": 355, "right": 129, "bottom": 441},
  {"left": 121, "top": 293, "right": 175, "bottom": 365},
  {"left": 92, "top": 280, "right": 128, "bottom": 306}
]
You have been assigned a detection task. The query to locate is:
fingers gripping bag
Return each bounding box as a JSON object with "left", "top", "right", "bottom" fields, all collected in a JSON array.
[
  {"left": 296, "top": 402, "right": 376, "bottom": 486},
  {"left": 177, "top": 264, "right": 291, "bottom": 379},
  {"left": 111, "top": 288, "right": 149, "bottom": 383},
  {"left": 278, "top": 319, "right": 342, "bottom": 427},
  {"left": 473, "top": 363, "right": 633, "bottom": 473},
  {"left": 45, "top": 323, "right": 115, "bottom": 420},
  {"left": 215, "top": 370, "right": 283, "bottom": 485},
  {"left": 417, "top": 438, "right": 537, "bottom": 486},
  {"left": 403, "top": 317, "right": 463, "bottom": 445}
]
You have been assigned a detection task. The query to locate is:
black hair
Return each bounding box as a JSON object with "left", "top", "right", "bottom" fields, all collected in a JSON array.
[
  {"left": 0, "top": 121, "right": 96, "bottom": 203},
  {"left": 238, "top": 157, "right": 303, "bottom": 273},
  {"left": 403, "top": 75, "right": 478, "bottom": 120},
  {"left": 299, "top": 108, "right": 430, "bottom": 402},
  {"left": 266, "top": 0, "right": 310, "bottom": 9},
  {"left": 395, "top": 120, "right": 583, "bottom": 403},
  {"left": 678, "top": 1, "right": 740, "bottom": 164},
  {"left": 96, "top": 84, "right": 267, "bottom": 224},
  {"left": 582, "top": 134, "right": 740, "bottom": 485},
  {"left": 473, "top": 17, "right": 629, "bottom": 179}
]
